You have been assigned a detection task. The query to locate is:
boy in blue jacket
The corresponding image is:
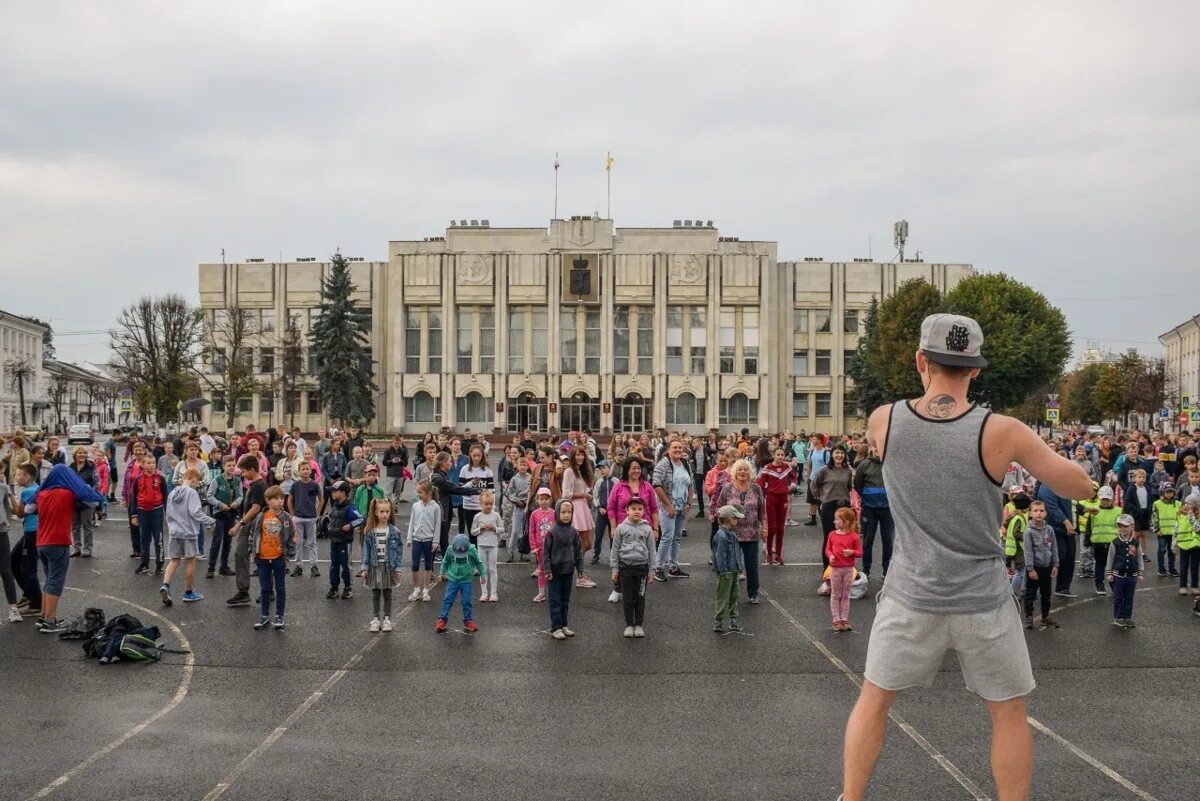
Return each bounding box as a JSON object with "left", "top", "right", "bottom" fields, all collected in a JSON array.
[{"left": 713, "top": 505, "right": 743, "bottom": 633}]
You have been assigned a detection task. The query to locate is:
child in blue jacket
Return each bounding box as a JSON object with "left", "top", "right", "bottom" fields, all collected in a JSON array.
[{"left": 359, "top": 498, "right": 404, "bottom": 633}]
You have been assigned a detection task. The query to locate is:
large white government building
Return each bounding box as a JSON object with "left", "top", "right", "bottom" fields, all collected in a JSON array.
[{"left": 198, "top": 217, "right": 973, "bottom": 435}]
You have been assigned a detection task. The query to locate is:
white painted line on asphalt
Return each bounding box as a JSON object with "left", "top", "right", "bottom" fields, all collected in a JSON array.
[
  {"left": 1026, "top": 717, "right": 1160, "bottom": 801},
  {"left": 27, "top": 589, "right": 195, "bottom": 801},
  {"left": 200, "top": 601, "right": 418, "bottom": 801},
  {"left": 765, "top": 596, "right": 990, "bottom": 801}
]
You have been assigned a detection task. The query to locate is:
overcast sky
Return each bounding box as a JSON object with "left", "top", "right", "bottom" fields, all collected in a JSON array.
[{"left": 3, "top": 1, "right": 1197, "bottom": 366}]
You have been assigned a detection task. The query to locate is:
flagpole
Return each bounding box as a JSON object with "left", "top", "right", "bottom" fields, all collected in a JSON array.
[
  {"left": 605, "top": 151, "right": 612, "bottom": 219},
  {"left": 553, "top": 152, "right": 560, "bottom": 220}
]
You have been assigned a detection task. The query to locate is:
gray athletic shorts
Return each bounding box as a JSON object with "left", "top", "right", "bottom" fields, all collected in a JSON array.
[
  {"left": 167, "top": 537, "right": 200, "bottom": 560},
  {"left": 864, "top": 592, "right": 1035, "bottom": 702}
]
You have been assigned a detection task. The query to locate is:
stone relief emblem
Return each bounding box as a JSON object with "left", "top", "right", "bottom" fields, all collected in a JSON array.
[
  {"left": 457, "top": 255, "right": 491, "bottom": 285},
  {"left": 669, "top": 255, "right": 705, "bottom": 284}
]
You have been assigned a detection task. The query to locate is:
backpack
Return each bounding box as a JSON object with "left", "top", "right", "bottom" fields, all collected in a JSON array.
[
  {"left": 58, "top": 607, "right": 106, "bottom": 641},
  {"left": 111, "top": 627, "right": 164, "bottom": 663},
  {"left": 83, "top": 613, "right": 144, "bottom": 659}
]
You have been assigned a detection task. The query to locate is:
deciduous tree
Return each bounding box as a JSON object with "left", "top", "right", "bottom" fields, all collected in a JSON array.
[{"left": 109, "top": 295, "right": 203, "bottom": 425}]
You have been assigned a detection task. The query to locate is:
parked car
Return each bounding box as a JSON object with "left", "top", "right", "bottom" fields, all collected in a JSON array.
[
  {"left": 67, "top": 423, "right": 94, "bottom": 444},
  {"left": 1086, "top": 425, "right": 1107, "bottom": 436}
]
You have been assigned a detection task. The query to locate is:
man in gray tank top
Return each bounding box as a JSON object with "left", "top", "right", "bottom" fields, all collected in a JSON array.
[{"left": 839, "top": 314, "right": 1092, "bottom": 801}]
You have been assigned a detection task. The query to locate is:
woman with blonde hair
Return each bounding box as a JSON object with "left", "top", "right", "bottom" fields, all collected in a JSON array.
[{"left": 713, "top": 458, "right": 768, "bottom": 604}]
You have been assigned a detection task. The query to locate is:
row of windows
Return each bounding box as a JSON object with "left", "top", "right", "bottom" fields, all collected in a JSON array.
[
  {"left": 791, "top": 348, "right": 858, "bottom": 377},
  {"left": 211, "top": 390, "right": 323, "bottom": 415},
  {"left": 794, "top": 308, "right": 859, "bottom": 335},
  {"left": 212, "top": 347, "right": 319, "bottom": 375},
  {"left": 792, "top": 392, "right": 859, "bottom": 419}
]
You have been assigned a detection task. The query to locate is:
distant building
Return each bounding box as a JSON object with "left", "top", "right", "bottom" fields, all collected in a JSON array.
[
  {"left": 0, "top": 309, "right": 49, "bottom": 429},
  {"left": 198, "top": 218, "right": 974, "bottom": 435},
  {"left": 1160, "top": 315, "right": 1200, "bottom": 412},
  {"left": 43, "top": 359, "right": 119, "bottom": 430}
]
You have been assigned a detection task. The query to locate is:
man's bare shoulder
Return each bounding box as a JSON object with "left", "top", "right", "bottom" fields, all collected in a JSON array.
[{"left": 867, "top": 404, "right": 894, "bottom": 454}]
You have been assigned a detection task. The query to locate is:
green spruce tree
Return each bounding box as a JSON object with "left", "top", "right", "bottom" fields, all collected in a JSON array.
[
  {"left": 309, "top": 253, "right": 376, "bottom": 427},
  {"left": 847, "top": 295, "right": 888, "bottom": 415}
]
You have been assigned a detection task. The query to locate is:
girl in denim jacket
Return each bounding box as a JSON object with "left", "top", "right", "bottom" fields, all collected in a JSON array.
[{"left": 360, "top": 498, "right": 404, "bottom": 633}]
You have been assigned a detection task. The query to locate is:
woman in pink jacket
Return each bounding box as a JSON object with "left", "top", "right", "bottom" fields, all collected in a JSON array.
[{"left": 606, "top": 458, "right": 661, "bottom": 600}]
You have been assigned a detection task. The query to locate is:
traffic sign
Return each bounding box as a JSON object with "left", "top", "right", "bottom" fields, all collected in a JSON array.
[
  {"left": 1159, "top": 408, "right": 1171, "bottom": 419},
  {"left": 1181, "top": 413, "right": 1190, "bottom": 427},
  {"left": 1191, "top": 411, "right": 1200, "bottom": 425},
  {"left": 1184, "top": 394, "right": 1192, "bottom": 409},
  {"left": 118, "top": 399, "right": 133, "bottom": 413},
  {"left": 1044, "top": 408, "right": 1059, "bottom": 423},
  {"left": 1045, "top": 393, "right": 1060, "bottom": 408}
]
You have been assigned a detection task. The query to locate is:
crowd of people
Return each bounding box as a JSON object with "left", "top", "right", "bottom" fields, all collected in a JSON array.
[{"left": 2, "top": 416, "right": 1197, "bottom": 637}]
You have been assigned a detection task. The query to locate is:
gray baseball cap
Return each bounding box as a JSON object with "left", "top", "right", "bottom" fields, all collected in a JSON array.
[{"left": 919, "top": 313, "right": 988, "bottom": 368}]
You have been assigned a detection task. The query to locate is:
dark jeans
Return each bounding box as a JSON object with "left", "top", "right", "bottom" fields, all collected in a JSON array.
[
  {"left": 256, "top": 557, "right": 286, "bottom": 617},
  {"left": 0, "top": 530, "right": 18, "bottom": 605},
  {"left": 1180, "top": 548, "right": 1200, "bottom": 589},
  {"left": 1111, "top": 575, "right": 1136, "bottom": 620},
  {"left": 1156, "top": 536, "right": 1177, "bottom": 574},
  {"left": 1054, "top": 531, "right": 1076, "bottom": 592},
  {"left": 208, "top": 514, "right": 235, "bottom": 571},
  {"left": 329, "top": 541, "right": 351, "bottom": 590},
  {"left": 1024, "top": 567, "right": 1053, "bottom": 618},
  {"left": 819, "top": 501, "right": 849, "bottom": 567},
  {"left": 1092, "top": 543, "right": 1111, "bottom": 591},
  {"left": 618, "top": 563, "right": 648, "bottom": 626},
  {"left": 860, "top": 505, "right": 894, "bottom": 576},
  {"left": 15, "top": 532, "right": 40, "bottom": 606},
  {"left": 739, "top": 539, "right": 760, "bottom": 599},
  {"left": 693, "top": 474, "right": 706, "bottom": 515},
  {"left": 548, "top": 571, "right": 574, "bottom": 631},
  {"left": 593, "top": 512, "right": 610, "bottom": 558},
  {"left": 129, "top": 519, "right": 140, "bottom": 555},
  {"left": 137, "top": 506, "right": 164, "bottom": 569}
]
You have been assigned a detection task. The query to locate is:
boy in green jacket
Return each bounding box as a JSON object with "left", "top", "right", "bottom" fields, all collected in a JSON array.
[{"left": 437, "top": 533, "right": 485, "bottom": 634}]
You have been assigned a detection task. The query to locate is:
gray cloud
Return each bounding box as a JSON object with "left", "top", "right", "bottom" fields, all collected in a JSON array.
[{"left": 2, "top": 0, "right": 1197, "bottom": 363}]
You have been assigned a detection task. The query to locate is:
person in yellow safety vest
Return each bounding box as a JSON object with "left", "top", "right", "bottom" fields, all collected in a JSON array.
[
  {"left": 1087, "top": 486, "right": 1121, "bottom": 595},
  {"left": 1004, "top": 494, "right": 1032, "bottom": 596},
  {"left": 1173, "top": 493, "right": 1200, "bottom": 597},
  {"left": 1151, "top": 484, "right": 1180, "bottom": 578},
  {"left": 1076, "top": 483, "right": 1101, "bottom": 579}
]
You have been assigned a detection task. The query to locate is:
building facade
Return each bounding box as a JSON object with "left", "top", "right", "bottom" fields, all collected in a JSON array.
[
  {"left": 198, "top": 218, "right": 973, "bottom": 435},
  {"left": 0, "top": 310, "right": 49, "bottom": 430},
  {"left": 44, "top": 360, "right": 120, "bottom": 431},
  {"left": 1160, "top": 315, "right": 1200, "bottom": 417}
]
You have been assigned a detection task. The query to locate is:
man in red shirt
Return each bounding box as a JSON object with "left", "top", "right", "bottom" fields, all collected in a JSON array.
[{"left": 35, "top": 464, "right": 105, "bottom": 633}]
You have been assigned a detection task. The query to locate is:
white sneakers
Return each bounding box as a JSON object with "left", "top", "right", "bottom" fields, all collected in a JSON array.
[
  {"left": 489, "top": 593, "right": 498, "bottom": 602},
  {"left": 552, "top": 629, "right": 567, "bottom": 640},
  {"left": 381, "top": 617, "right": 393, "bottom": 632},
  {"left": 421, "top": 589, "right": 431, "bottom": 602},
  {"left": 608, "top": 590, "right": 621, "bottom": 603},
  {"left": 369, "top": 617, "right": 394, "bottom": 633},
  {"left": 633, "top": 626, "right": 645, "bottom": 638},
  {"left": 369, "top": 617, "right": 381, "bottom": 633},
  {"left": 623, "top": 626, "right": 635, "bottom": 637},
  {"left": 562, "top": 627, "right": 575, "bottom": 637},
  {"left": 7, "top": 609, "right": 21, "bottom": 623},
  {"left": 408, "top": 588, "right": 422, "bottom": 602}
]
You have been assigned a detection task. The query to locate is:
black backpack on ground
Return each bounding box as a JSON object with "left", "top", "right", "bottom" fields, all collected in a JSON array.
[
  {"left": 58, "top": 607, "right": 106, "bottom": 641},
  {"left": 83, "top": 613, "right": 144, "bottom": 659}
]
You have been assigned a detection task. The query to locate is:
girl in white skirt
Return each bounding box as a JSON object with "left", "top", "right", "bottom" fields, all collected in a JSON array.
[{"left": 360, "top": 498, "right": 404, "bottom": 633}]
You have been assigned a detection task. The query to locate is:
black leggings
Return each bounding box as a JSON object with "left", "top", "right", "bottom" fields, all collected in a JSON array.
[
  {"left": 460, "top": 508, "right": 479, "bottom": 543},
  {"left": 0, "top": 530, "right": 18, "bottom": 605},
  {"left": 819, "top": 500, "right": 850, "bottom": 566},
  {"left": 372, "top": 588, "right": 393, "bottom": 618}
]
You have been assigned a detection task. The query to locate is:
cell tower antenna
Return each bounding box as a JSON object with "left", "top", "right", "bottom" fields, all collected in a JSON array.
[{"left": 893, "top": 219, "right": 909, "bottom": 262}]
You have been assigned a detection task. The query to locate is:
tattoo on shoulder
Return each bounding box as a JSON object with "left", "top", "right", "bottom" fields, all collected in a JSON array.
[{"left": 925, "top": 394, "right": 957, "bottom": 419}]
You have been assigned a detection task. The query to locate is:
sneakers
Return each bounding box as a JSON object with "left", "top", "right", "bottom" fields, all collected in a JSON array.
[
  {"left": 134, "top": 565, "right": 150, "bottom": 575},
  {"left": 38, "top": 618, "right": 68, "bottom": 634},
  {"left": 576, "top": 575, "right": 598, "bottom": 588},
  {"left": 369, "top": 617, "right": 381, "bottom": 633},
  {"left": 667, "top": 568, "right": 690, "bottom": 578},
  {"left": 608, "top": 590, "right": 621, "bottom": 603},
  {"left": 713, "top": 620, "right": 725, "bottom": 633},
  {"left": 749, "top": 596, "right": 760, "bottom": 605},
  {"left": 633, "top": 626, "right": 645, "bottom": 638},
  {"left": 341, "top": 588, "right": 353, "bottom": 599},
  {"left": 7, "top": 609, "right": 21, "bottom": 623},
  {"left": 70, "top": 548, "right": 81, "bottom": 558},
  {"left": 408, "top": 587, "right": 422, "bottom": 602},
  {"left": 805, "top": 517, "right": 817, "bottom": 526},
  {"left": 818, "top": 581, "right": 831, "bottom": 596},
  {"left": 290, "top": 565, "right": 304, "bottom": 577},
  {"left": 310, "top": 565, "right": 321, "bottom": 578},
  {"left": 254, "top": 616, "right": 270, "bottom": 630},
  {"left": 160, "top": 584, "right": 173, "bottom": 607},
  {"left": 1053, "top": 590, "right": 1077, "bottom": 598},
  {"left": 1024, "top": 617, "right": 1035, "bottom": 630},
  {"left": 590, "top": 554, "right": 600, "bottom": 565},
  {"left": 226, "top": 592, "right": 252, "bottom": 607},
  {"left": 653, "top": 569, "right": 667, "bottom": 583},
  {"left": 182, "top": 591, "right": 203, "bottom": 603},
  {"left": 205, "top": 567, "right": 216, "bottom": 579},
  {"left": 20, "top": 606, "right": 42, "bottom": 618},
  {"left": 1041, "top": 617, "right": 1059, "bottom": 629},
  {"left": 219, "top": 566, "right": 236, "bottom": 576},
  {"left": 562, "top": 627, "right": 575, "bottom": 637},
  {"left": 489, "top": 593, "right": 498, "bottom": 603},
  {"left": 464, "top": 619, "right": 478, "bottom": 633},
  {"left": 1182, "top": 587, "right": 1193, "bottom": 596},
  {"left": 326, "top": 587, "right": 339, "bottom": 599},
  {"left": 552, "top": 629, "right": 567, "bottom": 640},
  {"left": 381, "top": 617, "right": 393, "bottom": 632},
  {"left": 421, "top": 589, "right": 431, "bottom": 602},
  {"left": 274, "top": 616, "right": 285, "bottom": 630},
  {"left": 1157, "top": 570, "right": 1169, "bottom": 577},
  {"left": 155, "top": 566, "right": 164, "bottom": 576},
  {"left": 728, "top": 619, "right": 743, "bottom": 632},
  {"left": 623, "top": 626, "right": 635, "bottom": 638},
  {"left": 436, "top": 618, "right": 448, "bottom": 633},
  {"left": 1096, "top": 587, "right": 1108, "bottom": 595}
]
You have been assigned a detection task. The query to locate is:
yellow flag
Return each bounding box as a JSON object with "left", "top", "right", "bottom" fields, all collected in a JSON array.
[{"left": 605, "top": 153, "right": 614, "bottom": 172}]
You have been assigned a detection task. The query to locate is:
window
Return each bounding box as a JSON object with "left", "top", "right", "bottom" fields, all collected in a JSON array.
[
  {"left": 260, "top": 309, "right": 275, "bottom": 334},
  {"left": 211, "top": 392, "right": 226, "bottom": 413},
  {"left": 307, "top": 349, "right": 319, "bottom": 374},
  {"left": 815, "top": 310, "right": 831, "bottom": 333},
  {"left": 743, "top": 309, "right": 759, "bottom": 374},
  {"left": 427, "top": 310, "right": 442, "bottom": 373},
  {"left": 560, "top": 392, "right": 600, "bottom": 433},
  {"left": 792, "top": 392, "right": 809, "bottom": 418},
  {"left": 285, "top": 391, "right": 300, "bottom": 415},
  {"left": 212, "top": 347, "right": 228, "bottom": 373},
  {"left": 479, "top": 309, "right": 495, "bottom": 373},
  {"left": 560, "top": 306, "right": 578, "bottom": 374},
  {"left": 457, "top": 308, "right": 473, "bottom": 373},
  {"left": 456, "top": 391, "right": 490, "bottom": 424},
  {"left": 260, "top": 347, "right": 275, "bottom": 374},
  {"left": 815, "top": 393, "right": 832, "bottom": 417},
  {"left": 666, "top": 392, "right": 700, "bottom": 427},
  {"left": 690, "top": 307, "right": 706, "bottom": 374},
  {"left": 637, "top": 308, "right": 652, "bottom": 374},
  {"left": 792, "top": 349, "right": 808, "bottom": 376},
  {"left": 584, "top": 309, "right": 600, "bottom": 374},
  {"left": 816, "top": 349, "right": 831, "bottom": 376},
  {"left": 844, "top": 309, "right": 859, "bottom": 333},
  {"left": 719, "top": 393, "right": 758, "bottom": 426},
  {"left": 405, "top": 391, "right": 441, "bottom": 424},
  {"left": 237, "top": 396, "right": 252, "bottom": 413},
  {"left": 405, "top": 311, "right": 421, "bottom": 373},
  {"left": 613, "top": 307, "right": 630, "bottom": 374},
  {"left": 794, "top": 309, "right": 809, "bottom": 334},
  {"left": 843, "top": 390, "right": 859, "bottom": 419},
  {"left": 666, "top": 307, "right": 684, "bottom": 373},
  {"left": 507, "top": 392, "right": 547, "bottom": 433},
  {"left": 508, "top": 308, "right": 525, "bottom": 373},
  {"left": 843, "top": 350, "right": 856, "bottom": 373},
  {"left": 531, "top": 308, "right": 548, "bottom": 373},
  {"left": 719, "top": 309, "right": 735, "bottom": 374},
  {"left": 306, "top": 390, "right": 322, "bottom": 414},
  {"left": 259, "top": 392, "right": 274, "bottom": 414}
]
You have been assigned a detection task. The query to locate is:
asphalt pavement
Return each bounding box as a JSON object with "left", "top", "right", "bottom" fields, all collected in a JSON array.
[{"left": 1, "top": 495, "right": 1195, "bottom": 801}]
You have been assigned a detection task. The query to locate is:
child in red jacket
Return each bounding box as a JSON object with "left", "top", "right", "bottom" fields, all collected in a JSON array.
[
  {"left": 824, "top": 507, "right": 863, "bottom": 632},
  {"left": 756, "top": 448, "right": 796, "bottom": 566}
]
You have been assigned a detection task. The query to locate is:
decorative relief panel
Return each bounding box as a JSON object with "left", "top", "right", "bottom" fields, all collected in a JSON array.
[
  {"left": 667, "top": 254, "right": 707, "bottom": 303},
  {"left": 455, "top": 254, "right": 494, "bottom": 304}
]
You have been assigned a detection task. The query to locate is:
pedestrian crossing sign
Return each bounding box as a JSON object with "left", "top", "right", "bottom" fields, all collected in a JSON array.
[{"left": 1044, "top": 408, "right": 1059, "bottom": 423}]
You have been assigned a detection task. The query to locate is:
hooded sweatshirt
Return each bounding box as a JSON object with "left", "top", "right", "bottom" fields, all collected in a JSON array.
[
  {"left": 167, "top": 483, "right": 216, "bottom": 541},
  {"left": 543, "top": 501, "right": 584, "bottom": 576}
]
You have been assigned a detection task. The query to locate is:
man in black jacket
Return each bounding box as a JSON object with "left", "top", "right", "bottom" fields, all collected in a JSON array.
[{"left": 383, "top": 434, "right": 409, "bottom": 506}]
